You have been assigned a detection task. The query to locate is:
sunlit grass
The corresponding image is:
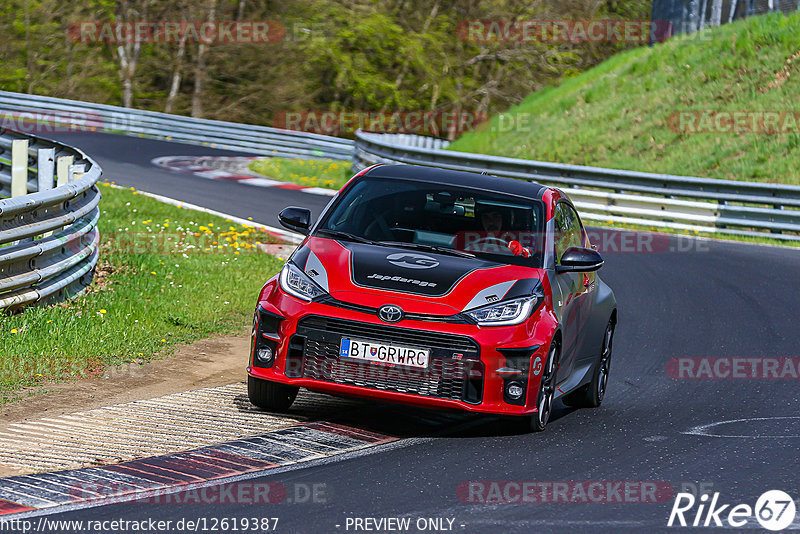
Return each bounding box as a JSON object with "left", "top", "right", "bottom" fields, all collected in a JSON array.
[
  {"left": 249, "top": 157, "right": 352, "bottom": 189},
  {"left": 451, "top": 12, "right": 800, "bottom": 185},
  {"left": 0, "top": 183, "right": 284, "bottom": 405}
]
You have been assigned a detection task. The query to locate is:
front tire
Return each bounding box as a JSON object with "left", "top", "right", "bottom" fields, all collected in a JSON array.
[
  {"left": 514, "top": 338, "right": 559, "bottom": 433},
  {"left": 563, "top": 319, "right": 614, "bottom": 408},
  {"left": 248, "top": 376, "right": 299, "bottom": 412}
]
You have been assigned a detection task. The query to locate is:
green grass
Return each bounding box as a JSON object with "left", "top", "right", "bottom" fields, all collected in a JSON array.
[
  {"left": 450, "top": 12, "right": 800, "bottom": 185},
  {"left": 0, "top": 183, "right": 284, "bottom": 405},
  {"left": 249, "top": 157, "right": 352, "bottom": 189}
]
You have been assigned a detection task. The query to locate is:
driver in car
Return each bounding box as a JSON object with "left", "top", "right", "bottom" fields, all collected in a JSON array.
[{"left": 479, "top": 208, "right": 531, "bottom": 257}]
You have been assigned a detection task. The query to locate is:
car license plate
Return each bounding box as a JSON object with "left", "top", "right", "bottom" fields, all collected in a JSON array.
[{"left": 339, "top": 338, "right": 430, "bottom": 369}]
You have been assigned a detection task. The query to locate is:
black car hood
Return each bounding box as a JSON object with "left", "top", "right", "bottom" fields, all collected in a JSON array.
[{"left": 339, "top": 242, "right": 498, "bottom": 297}]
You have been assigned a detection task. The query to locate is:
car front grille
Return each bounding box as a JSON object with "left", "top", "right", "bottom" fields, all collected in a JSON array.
[{"left": 288, "top": 316, "right": 483, "bottom": 403}]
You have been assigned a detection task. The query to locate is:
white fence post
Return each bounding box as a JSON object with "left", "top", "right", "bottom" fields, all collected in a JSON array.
[
  {"left": 56, "top": 155, "right": 74, "bottom": 187},
  {"left": 69, "top": 164, "right": 86, "bottom": 182},
  {"left": 39, "top": 148, "right": 56, "bottom": 237},
  {"left": 37, "top": 148, "right": 55, "bottom": 192},
  {"left": 11, "top": 139, "right": 29, "bottom": 198}
]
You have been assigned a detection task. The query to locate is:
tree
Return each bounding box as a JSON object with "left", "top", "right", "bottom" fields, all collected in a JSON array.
[
  {"left": 111, "top": 0, "right": 150, "bottom": 108},
  {"left": 191, "top": 0, "right": 216, "bottom": 118},
  {"left": 710, "top": 0, "right": 723, "bottom": 26}
]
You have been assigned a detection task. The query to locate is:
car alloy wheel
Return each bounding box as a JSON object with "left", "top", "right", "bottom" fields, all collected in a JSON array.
[
  {"left": 596, "top": 321, "right": 614, "bottom": 402},
  {"left": 532, "top": 340, "right": 559, "bottom": 431}
]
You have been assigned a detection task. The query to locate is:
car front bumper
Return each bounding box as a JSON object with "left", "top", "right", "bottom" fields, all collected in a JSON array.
[{"left": 248, "top": 280, "right": 555, "bottom": 416}]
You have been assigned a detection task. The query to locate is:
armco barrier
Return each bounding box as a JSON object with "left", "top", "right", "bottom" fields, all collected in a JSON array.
[
  {"left": 0, "top": 90, "right": 354, "bottom": 161},
  {"left": 0, "top": 129, "right": 101, "bottom": 311}
]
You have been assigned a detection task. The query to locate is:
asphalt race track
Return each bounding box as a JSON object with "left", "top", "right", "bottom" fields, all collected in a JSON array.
[
  {"left": 26, "top": 132, "right": 800, "bottom": 532},
  {"left": 45, "top": 132, "right": 333, "bottom": 226}
]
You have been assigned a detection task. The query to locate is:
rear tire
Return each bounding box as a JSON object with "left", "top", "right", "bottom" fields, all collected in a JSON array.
[
  {"left": 248, "top": 376, "right": 299, "bottom": 412},
  {"left": 563, "top": 319, "right": 614, "bottom": 408}
]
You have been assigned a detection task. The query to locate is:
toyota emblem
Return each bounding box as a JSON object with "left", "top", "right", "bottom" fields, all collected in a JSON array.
[{"left": 378, "top": 304, "right": 404, "bottom": 323}]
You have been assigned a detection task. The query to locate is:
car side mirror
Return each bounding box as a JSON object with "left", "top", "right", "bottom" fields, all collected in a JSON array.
[
  {"left": 279, "top": 207, "right": 312, "bottom": 235},
  {"left": 557, "top": 247, "right": 604, "bottom": 273}
]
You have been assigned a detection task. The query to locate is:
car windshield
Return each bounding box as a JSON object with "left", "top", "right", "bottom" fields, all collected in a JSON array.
[{"left": 316, "top": 176, "right": 546, "bottom": 268}]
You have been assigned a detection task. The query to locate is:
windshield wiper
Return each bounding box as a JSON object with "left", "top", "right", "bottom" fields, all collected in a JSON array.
[
  {"left": 380, "top": 241, "right": 476, "bottom": 258},
  {"left": 315, "top": 229, "right": 377, "bottom": 244}
]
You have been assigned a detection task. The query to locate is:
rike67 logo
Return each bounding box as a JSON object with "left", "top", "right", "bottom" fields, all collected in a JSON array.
[{"left": 668, "top": 490, "right": 797, "bottom": 531}]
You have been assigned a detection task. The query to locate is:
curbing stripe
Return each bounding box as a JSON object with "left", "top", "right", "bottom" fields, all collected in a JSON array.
[
  {"left": 0, "top": 480, "right": 68, "bottom": 504},
  {"left": 152, "top": 155, "right": 340, "bottom": 196},
  {"left": 222, "top": 439, "right": 319, "bottom": 463},
  {"left": 0, "top": 484, "right": 60, "bottom": 508},
  {"left": 0, "top": 499, "right": 35, "bottom": 515},
  {"left": 249, "top": 431, "right": 350, "bottom": 453},
  {"left": 34, "top": 472, "right": 142, "bottom": 496},
  {"left": 0, "top": 422, "right": 395, "bottom": 516},
  {"left": 133, "top": 457, "right": 232, "bottom": 481},
  {"left": 187, "top": 449, "right": 274, "bottom": 471},
  {"left": 270, "top": 427, "right": 367, "bottom": 450},
  {"left": 306, "top": 421, "right": 393, "bottom": 443},
  {"left": 101, "top": 465, "right": 192, "bottom": 486},
  {"left": 75, "top": 467, "right": 166, "bottom": 488},
  {"left": 211, "top": 444, "right": 289, "bottom": 465}
]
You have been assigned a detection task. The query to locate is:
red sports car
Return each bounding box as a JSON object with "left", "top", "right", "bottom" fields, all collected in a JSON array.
[{"left": 248, "top": 164, "right": 617, "bottom": 431}]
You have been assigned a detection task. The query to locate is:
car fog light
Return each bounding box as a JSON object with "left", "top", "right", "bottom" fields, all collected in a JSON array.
[
  {"left": 256, "top": 346, "right": 274, "bottom": 363},
  {"left": 506, "top": 381, "right": 524, "bottom": 400}
]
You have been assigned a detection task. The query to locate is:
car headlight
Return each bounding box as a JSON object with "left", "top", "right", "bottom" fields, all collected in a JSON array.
[
  {"left": 279, "top": 262, "right": 327, "bottom": 301},
  {"left": 464, "top": 296, "right": 538, "bottom": 326}
]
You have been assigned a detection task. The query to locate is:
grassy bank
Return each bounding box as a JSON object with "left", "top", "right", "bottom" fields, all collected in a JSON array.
[
  {"left": 0, "top": 183, "right": 284, "bottom": 404},
  {"left": 450, "top": 12, "right": 800, "bottom": 185},
  {"left": 249, "top": 158, "right": 351, "bottom": 190}
]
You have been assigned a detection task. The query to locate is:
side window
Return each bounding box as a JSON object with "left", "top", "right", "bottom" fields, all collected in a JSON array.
[
  {"left": 554, "top": 202, "right": 583, "bottom": 263},
  {"left": 565, "top": 204, "right": 583, "bottom": 250}
]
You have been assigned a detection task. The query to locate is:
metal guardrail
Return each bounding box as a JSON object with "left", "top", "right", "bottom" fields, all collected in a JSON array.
[
  {"left": 0, "top": 129, "right": 101, "bottom": 311},
  {"left": 0, "top": 90, "right": 354, "bottom": 161},
  {"left": 355, "top": 131, "right": 800, "bottom": 241}
]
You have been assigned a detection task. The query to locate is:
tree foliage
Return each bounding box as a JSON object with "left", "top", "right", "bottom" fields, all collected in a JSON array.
[{"left": 0, "top": 0, "right": 651, "bottom": 137}]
